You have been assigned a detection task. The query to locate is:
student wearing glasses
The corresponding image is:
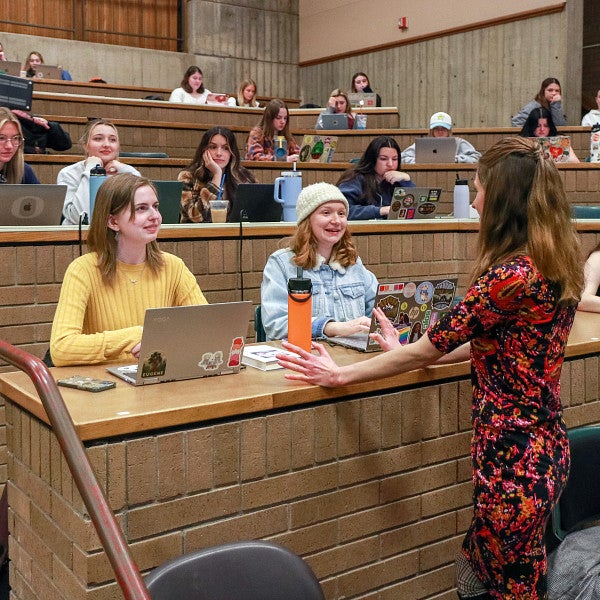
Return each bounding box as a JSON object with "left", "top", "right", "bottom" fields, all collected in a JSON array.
[{"left": 0, "top": 107, "right": 39, "bottom": 184}]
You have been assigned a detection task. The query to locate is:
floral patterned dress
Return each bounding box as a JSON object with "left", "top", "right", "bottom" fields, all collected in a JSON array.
[{"left": 428, "top": 255, "right": 575, "bottom": 599}]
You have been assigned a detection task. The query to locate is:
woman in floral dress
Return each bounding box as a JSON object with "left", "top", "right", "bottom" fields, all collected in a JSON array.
[{"left": 277, "top": 137, "right": 583, "bottom": 600}]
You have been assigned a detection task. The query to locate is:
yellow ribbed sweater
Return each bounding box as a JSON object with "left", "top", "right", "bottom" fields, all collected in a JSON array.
[{"left": 50, "top": 252, "right": 207, "bottom": 366}]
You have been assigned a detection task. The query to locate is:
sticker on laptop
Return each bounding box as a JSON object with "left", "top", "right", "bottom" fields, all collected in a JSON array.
[
  {"left": 140, "top": 351, "right": 167, "bottom": 378},
  {"left": 228, "top": 337, "right": 245, "bottom": 368},
  {"left": 198, "top": 351, "right": 224, "bottom": 372}
]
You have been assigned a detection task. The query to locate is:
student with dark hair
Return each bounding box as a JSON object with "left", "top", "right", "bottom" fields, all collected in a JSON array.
[
  {"left": 245, "top": 99, "right": 300, "bottom": 162},
  {"left": 351, "top": 72, "right": 382, "bottom": 107},
  {"left": 518, "top": 106, "right": 559, "bottom": 137},
  {"left": 169, "top": 66, "right": 211, "bottom": 105},
  {"left": 336, "top": 135, "right": 415, "bottom": 220},
  {"left": 50, "top": 173, "right": 207, "bottom": 366},
  {"left": 511, "top": 77, "right": 567, "bottom": 127},
  {"left": 178, "top": 126, "right": 256, "bottom": 223},
  {"left": 280, "top": 137, "right": 583, "bottom": 600}
]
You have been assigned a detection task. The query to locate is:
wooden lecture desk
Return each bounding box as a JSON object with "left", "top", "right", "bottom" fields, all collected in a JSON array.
[{"left": 1, "top": 311, "right": 600, "bottom": 599}]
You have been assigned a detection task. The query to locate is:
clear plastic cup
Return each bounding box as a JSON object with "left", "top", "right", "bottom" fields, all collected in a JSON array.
[{"left": 209, "top": 200, "right": 229, "bottom": 223}]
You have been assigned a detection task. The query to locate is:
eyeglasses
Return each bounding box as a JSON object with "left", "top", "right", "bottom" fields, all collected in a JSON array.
[{"left": 0, "top": 135, "right": 23, "bottom": 146}]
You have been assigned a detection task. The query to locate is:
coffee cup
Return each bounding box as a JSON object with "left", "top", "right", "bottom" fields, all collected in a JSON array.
[{"left": 209, "top": 200, "right": 229, "bottom": 223}]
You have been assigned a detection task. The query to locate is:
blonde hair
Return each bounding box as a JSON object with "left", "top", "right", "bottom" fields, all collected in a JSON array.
[
  {"left": 0, "top": 107, "right": 24, "bottom": 183},
  {"left": 87, "top": 173, "right": 163, "bottom": 285},
  {"left": 329, "top": 89, "right": 352, "bottom": 116},
  {"left": 79, "top": 118, "right": 119, "bottom": 156},
  {"left": 288, "top": 218, "right": 358, "bottom": 270},
  {"left": 236, "top": 79, "right": 257, "bottom": 107},
  {"left": 472, "top": 136, "right": 582, "bottom": 304}
]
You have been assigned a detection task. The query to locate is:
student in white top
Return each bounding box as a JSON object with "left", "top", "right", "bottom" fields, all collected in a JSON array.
[
  {"left": 582, "top": 89, "right": 600, "bottom": 127},
  {"left": 401, "top": 112, "right": 481, "bottom": 164},
  {"left": 169, "top": 66, "right": 212, "bottom": 105}
]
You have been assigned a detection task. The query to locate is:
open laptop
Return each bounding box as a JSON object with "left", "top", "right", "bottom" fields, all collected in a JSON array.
[
  {"left": 299, "top": 135, "right": 338, "bottom": 163},
  {"left": 107, "top": 301, "right": 253, "bottom": 385},
  {"left": 348, "top": 92, "right": 377, "bottom": 108},
  {"left": 152, "top": 180, "right": 183, "bottom": 224},
  {"left": 316, "top": 113, "right": 352, "bottom": 130},
  {"left": 388, "top": 187, "right": 443, "bottom": 220},
  {"left": 227, "top": 183, "right": 281, "bottom": 223},
  {"left": 0, "top": 73, "right": 33, "bottom": 110},
  {"left": 205, "top": 93, "right": 229, "bottom": 106},
  {"left": 535, "top": 136, "right": 572, "bottom": 163},
  {"left": 0, "top": 61, "right": 23, "bottom": 77},
  {"left": 0, "top": 185, "right": 66, "bottom": 226},
  {"left": 32, "top": 65, "right": 63, "bottom": 80},
  {"left": 414, "top": 137, "right": 457, "bottom": 163},
  {"left": 329, "top": 278, "right": 458, "bottom": 352}
]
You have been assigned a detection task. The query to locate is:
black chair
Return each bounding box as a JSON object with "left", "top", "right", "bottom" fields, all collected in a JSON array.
[
  {"left": 550, "top": 425, "right": 600, "bottom": 545},
  {"left": 144, "top": 540, "right": 325, "bottom": 600}
]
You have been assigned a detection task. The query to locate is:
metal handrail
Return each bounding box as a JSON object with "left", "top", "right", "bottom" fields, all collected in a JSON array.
[{"left": 0, "top": 341, "right": 150, "bottom": 600}]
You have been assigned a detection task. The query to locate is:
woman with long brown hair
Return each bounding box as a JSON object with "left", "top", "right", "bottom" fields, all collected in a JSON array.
[
  {"left": 50, "top": 173, "right": 206, "bottom": 366},
  {"left": 511, "top": 77, "right": 567, "bottom": 127},
  {"left": 245, "top": 98, "right": 300, "bottom": 161},
  {"left": 279, "top": 137, "right": 583, "bottom": 599},
  {"left": 261, "top": 182, "right": 377, "bottom": 340}
]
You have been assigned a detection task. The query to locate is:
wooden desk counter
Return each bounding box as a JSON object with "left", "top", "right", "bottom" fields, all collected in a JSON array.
[{"left": 1, "top": 310, "right": 599, "bottom": 442}]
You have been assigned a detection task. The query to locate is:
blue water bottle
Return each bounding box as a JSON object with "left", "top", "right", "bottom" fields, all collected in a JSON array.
[{"left": 88, "top": 163, "right": 107, "bottom": 222}]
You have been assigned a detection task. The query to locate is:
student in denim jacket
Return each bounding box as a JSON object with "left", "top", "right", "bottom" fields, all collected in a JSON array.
[{"left": 261, "top": 182, "right": 378, "bottom": 341}]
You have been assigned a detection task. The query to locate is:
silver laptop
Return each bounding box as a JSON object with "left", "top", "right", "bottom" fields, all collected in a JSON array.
[
  {"left": 32, "top": 65, "right": 63, "bottom": 80},
  {"left": 0, "top": 61, "right": 23, "bottom": 77},
  {"left": 0, "top": 184, "right": 66, "bottom": 226},
  {"left": 329, "top": 278, "right": 458, "bottom": 352},
  {"left": 106, "top": 302, "right": 252, "bottom": 385},
  {"left": 348, "top": 92, "right": 377, "bottom": 108},
  {"left": 414, "top": 137, "right": 457, "bottom": 163},
  {"left": 388, "top": 187, "right": 443, "bottom": 220},
  {"left": 316, "top": 113, "right": 352, "bottom": 130}
]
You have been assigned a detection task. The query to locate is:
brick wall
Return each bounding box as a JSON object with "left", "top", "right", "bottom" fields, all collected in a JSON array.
[{"left": 4, "top": 353, "right": 600, "bottom": 600}]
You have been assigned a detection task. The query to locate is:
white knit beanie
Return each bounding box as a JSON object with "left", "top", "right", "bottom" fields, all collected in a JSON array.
[{"left": 295, "top": 182, "right": 349, "bottom": 223}]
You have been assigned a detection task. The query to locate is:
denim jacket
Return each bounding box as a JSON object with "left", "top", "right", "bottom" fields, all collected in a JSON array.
[{"left": 261, "top": 248, "right": 378, "bottom": 340}]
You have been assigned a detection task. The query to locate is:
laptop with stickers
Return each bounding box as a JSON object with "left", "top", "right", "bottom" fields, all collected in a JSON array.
[
  {"left": 387, "top": 187, "right": 443, "bottom": 220},
  {"left": 414, "top": 137, "right": 457, "bottom": 163},
  {"left": 329, "top": 278, "right": 458, "bottom": 352},
  {"left": 106, "top": 301, "right": 252, "bottom": 385},
  {"left": 298, "top": 135, "right": 338, "bottom": 163},
  {"left": 32, "top": 65, "right": 63, "bottom": 80},
  {"left": 348, "top": 92, "right": 377, "bottom": 108}
]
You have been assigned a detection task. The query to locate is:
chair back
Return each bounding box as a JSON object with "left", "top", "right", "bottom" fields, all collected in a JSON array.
[
  {"left": 145, "top": 540, "right": 324, "bottom": 600},
  {"left": 551, "top": 425, "right": 600, "bottom": 542}
]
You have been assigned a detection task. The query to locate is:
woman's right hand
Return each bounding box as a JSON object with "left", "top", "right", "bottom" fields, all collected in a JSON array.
[
  {"left": 203, "top": 150, "right": 223, "bottom": 179},
  {"left": 131, "top": 342, "right": 142, "bottom": 359}
]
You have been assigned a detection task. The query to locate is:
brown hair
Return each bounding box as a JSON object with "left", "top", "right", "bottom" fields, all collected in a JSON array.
[
  {"left": 534, "top": 77, "right": 561, "bottom": 109},
  {"left": 181, "top": 66, "right": 204, "bottom": 94},
  {"left": 472, "top": 136, "right": 582, "bottom": 304},
  {"left": 288, "top": 217, "right": 358, "bottom": 270},
  {"left": 253, "top": 99, "right": 295, "bottom": 145},
  {"left": 0, "top": 107, "right": 25, "bottom": 183},
  {"left": 87, "top": 173, "right": 163, "bottom": 285}
]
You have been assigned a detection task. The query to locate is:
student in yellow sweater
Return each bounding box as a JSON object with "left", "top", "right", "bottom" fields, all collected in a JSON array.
[{"left": 50, "top": 173, "right": 207, "bottom": 366}]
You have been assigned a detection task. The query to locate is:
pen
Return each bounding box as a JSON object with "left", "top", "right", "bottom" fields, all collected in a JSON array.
[{"left": 217, "top": 173, "right": 226, "bottom": 201}]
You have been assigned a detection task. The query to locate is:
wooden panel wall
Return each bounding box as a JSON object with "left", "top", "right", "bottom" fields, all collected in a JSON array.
[
  {"left": 0, "top": 0, "right": 179, "bottom": 51},
  {"left": 299, "top": 12, "right": 568, "bottom": 128}
]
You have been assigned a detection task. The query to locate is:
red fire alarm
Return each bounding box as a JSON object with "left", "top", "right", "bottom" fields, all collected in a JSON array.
[{"left": 398, "top": 16, "right": 408, "bottom": 29}]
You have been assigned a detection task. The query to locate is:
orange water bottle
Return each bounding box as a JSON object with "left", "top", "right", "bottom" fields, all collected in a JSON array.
[{"left": 287, "top": 267, "right": 312, "bottom": 352}]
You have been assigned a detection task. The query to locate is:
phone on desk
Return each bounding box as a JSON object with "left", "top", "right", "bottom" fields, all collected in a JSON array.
[{"left": 57, "top": 376, "right": 116, "bottom": 393}]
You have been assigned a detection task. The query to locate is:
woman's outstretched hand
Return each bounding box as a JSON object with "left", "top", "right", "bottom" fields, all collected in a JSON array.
[
  {"left": 277, "top": 340, "right": 343, "bottom": 387},
  {"left": 369, "top": 307, "right": 401, "bottom": 351}
]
